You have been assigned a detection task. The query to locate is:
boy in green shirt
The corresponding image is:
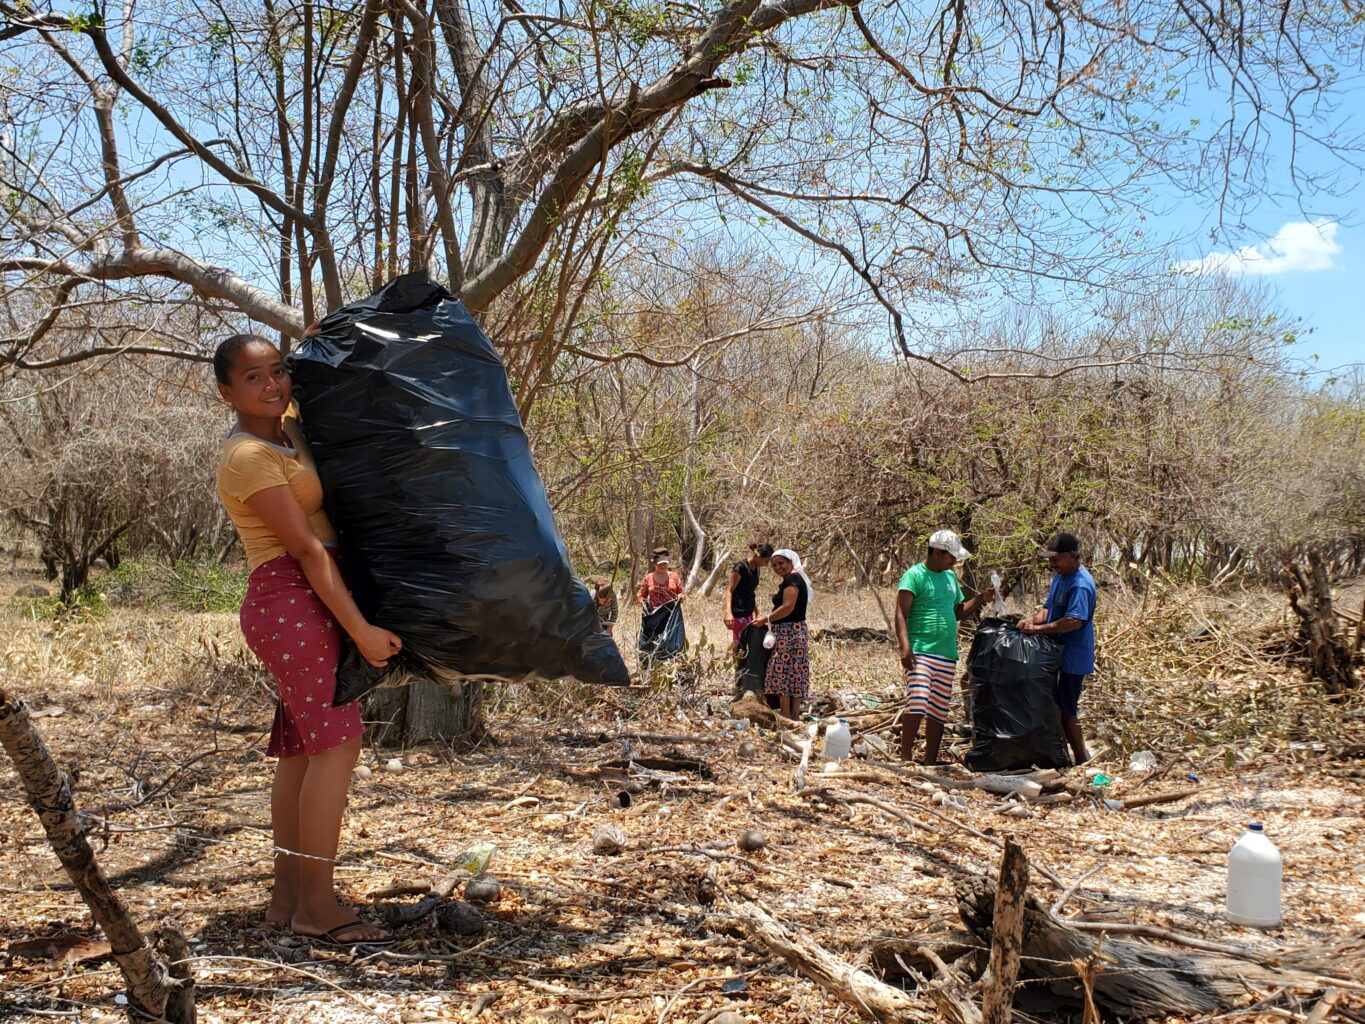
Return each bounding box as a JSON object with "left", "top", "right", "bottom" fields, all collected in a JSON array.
[{"left": 895, "top": 530, "right": 995, "bottom": 763}]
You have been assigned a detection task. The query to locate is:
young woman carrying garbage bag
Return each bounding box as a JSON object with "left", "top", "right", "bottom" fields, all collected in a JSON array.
[
  {"left": 637, "top": 548, "right": 686, "bottom": 665},
  {"left": 751, "top": 549, "right": 812, "bottom": 719},
  {"left": 213, "top": 333, "right": 400, "bottom": 950}
]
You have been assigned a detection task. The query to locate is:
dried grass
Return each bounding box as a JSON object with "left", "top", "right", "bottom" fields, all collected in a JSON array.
[{"left": 1, "top": 576, "right": 1362, "bottom": 1024}]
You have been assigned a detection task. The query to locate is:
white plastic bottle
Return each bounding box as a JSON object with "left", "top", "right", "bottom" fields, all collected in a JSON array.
[
  {"left": 823, "top": 718, "right": 851, "bottom": 761},
  {"left": 1226, "top": 822, "right": 1282, "bottom": 928}
]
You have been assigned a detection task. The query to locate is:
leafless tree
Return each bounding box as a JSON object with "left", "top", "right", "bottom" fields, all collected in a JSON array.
[{"left": 1, "top": 0, "right": 1360, "bottom": 391}]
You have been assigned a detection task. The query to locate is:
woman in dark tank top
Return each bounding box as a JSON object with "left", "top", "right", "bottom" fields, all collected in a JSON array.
[{"left": 725, "top": 542, "right": 772, "bottom": 651}]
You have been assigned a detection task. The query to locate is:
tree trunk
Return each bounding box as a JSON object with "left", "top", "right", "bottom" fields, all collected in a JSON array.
[
  {"left": 1282, "top": 552, "right": 1356, "bottom": 694},
  {"left": 0, "top": 687, "right": 194, "bottom": 1022},
  {"left": 366, "top": 680, "right": 483, "bottom": 747},
  {"left": 700, "top": 551, "right": 731, "bottom": 597},
  {"left": 980, "top": 839, "right": 1029, "bottom": 1024}
]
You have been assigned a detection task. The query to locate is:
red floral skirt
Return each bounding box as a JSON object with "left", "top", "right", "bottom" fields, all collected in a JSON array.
[
  {"left": 240, "top": 552, "right": 362, "bottom": 758},
  {"left": 729, "top": 613, "right": 755, "bottom": 652}
]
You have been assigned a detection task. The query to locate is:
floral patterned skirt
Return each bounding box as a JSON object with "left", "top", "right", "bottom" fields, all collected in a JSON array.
[
  {"left": 764, "top": 621, "right": 811, "bottom": 698},
  {"left": 240, "top": 552, "right": 363, "bottom": 758},
  {"left": 729, "top": 613, "right": 755, "bottom": 652}
]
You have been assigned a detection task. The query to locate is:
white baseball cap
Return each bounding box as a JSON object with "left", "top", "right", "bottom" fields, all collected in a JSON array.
[{"left": 928, "top": 529, "right": 972, "bottom": 560}]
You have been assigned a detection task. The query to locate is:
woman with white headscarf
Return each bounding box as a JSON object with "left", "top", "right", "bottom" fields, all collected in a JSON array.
[{"left": 750, "top": 549, "right": 811, "bottom": 719}]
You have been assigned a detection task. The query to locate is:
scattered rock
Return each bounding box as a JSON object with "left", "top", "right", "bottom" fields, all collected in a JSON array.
[
  {"left": 592, "top": 824, "right": 627, "bottom": 855},
  {"left": 13, "top": 584, "right": 50, "bottom": 598},
  {"left": 435, "top": 900, "right": 486, "bottom": 936},
  {"left": 463, "top": 877, "right": 502, "bottom": 904},
  {"left": 698, "top": 1011, "right": 748, "bottom": 1024},
  {"left": 354, "top": 765, "right": 372, "bottom": 779},
  {"left": 856, "top": 734, "right": 889, "bottom": 757},
  {"left": 384, "top": 758, "right": 405, "bottom": 773},
  {"left": 738, "top": 740, "right": 757, "bottom": 759},
  {"left": 737, "top": 829, "right": 766, "bottom": 853}
]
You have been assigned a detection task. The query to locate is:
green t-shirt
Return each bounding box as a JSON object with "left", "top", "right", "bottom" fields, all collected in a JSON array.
[{"left": 898, "top": 562, "right": 964, "bottom": 659}]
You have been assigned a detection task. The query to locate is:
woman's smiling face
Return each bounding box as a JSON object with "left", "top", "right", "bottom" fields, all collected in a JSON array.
[
  {"left": 770, "top": 555, "right": 792, "bottom": 576},
  {"left": 218, "top": 340, "right": 291, "bottom": 417}
]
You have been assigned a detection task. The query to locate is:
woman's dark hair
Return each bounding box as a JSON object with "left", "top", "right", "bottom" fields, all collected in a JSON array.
[
  {"left": 213, "top": 333, "right": 277, "bottom": 385},
  {"left": 750, "top": 543, "right": 774, "bottom": 558},
  {"left": 595, "top": 582, "right": 614, "bottom": 600}
]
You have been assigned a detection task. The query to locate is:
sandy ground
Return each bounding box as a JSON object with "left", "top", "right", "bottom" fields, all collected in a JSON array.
[{"left": 1, "top": 578, "right": 1363, "bottom": 1024}]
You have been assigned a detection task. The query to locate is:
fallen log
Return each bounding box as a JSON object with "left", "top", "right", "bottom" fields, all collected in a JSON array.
[
  {"left": 730, "top": 690, "right": 803, "bottom": 730},
  {"left": 1111, "top": 787, "right": 1200, "bottom": 811},
  {"left": 955, "top": 876, "right": 1317, "bottom": 1016},
  {"left": 0, "top": 688, "right": 195, "bottom": 1023},
  {"left": 868, "top": 932, "right": 982, "bottom": 979},
  {"left": 733, "top": 901, "right": 920, "bottom": 1023},
  {"left": 596, "top": 755, "right": 713, "bottom": 778}
]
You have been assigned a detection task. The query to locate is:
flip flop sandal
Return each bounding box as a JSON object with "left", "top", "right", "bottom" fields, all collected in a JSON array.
[{"left": 295, "top": 921, "right": 396, "bottom": 949}]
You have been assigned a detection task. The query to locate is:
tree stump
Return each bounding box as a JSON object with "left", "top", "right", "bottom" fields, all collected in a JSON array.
[
  {"left": 955, "top": 876, "right": 1308, "bottom": 1017},
  {"left": 1283, "top": 552, "right": 1356, "bottom": 695}
]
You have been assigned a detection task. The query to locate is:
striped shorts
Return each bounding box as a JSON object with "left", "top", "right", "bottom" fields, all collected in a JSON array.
[{"left": 904, "top": 652, "right": 956, "bottom": 724}]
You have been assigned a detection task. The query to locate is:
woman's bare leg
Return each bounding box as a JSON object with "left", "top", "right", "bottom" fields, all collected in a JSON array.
[
  {"left": 267, "top": 753, "right": 308, "bottom": 926},
  {"left": 289, "top": 736, "right": 387, "bottom": 941}
]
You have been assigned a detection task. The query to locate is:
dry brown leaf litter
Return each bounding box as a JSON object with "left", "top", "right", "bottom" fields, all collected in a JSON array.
[{"left": 1, "top": 583, "right": 1362, "bottom": 1024}]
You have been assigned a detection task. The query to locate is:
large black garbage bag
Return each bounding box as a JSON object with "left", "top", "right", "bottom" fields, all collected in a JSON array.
[
  {"left": 733, "top": 623, "right": 771, "bottom": 698},
  {"left": 964, "top": 618, "right": 1072, "bottom": 771},
  {"left": 638, "top": 600, "right": 684, "bottom": 665},
  {"left": 289, "top": 272, "right": 630, "bottom": 703}
]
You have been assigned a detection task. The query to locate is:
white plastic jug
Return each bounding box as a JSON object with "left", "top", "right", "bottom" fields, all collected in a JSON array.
[
  {"left": 1226, "top": 822, "right": 1282, "bottom": 928},
  {"left": 823, "top": 718, "right": 851, "bottom": 761}
]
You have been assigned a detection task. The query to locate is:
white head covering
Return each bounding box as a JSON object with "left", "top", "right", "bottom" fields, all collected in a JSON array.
[{"left": 773, "top": 548, "right": 812, "bottom": 609}]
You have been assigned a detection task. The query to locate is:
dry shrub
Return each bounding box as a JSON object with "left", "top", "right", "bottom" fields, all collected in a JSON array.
[{"left": 2, "top": 361, "right": 234, "bottom": 601}]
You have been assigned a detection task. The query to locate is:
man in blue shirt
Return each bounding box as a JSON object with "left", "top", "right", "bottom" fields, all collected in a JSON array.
[{"left": 1020, "top": 532, "right": 1095, "bottom": 764}]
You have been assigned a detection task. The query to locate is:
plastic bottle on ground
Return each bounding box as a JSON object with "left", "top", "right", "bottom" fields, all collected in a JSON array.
[
  {"left": 1226, "top": 822, "right": 1282, "bottom": 928},
  {"left": 823, "top": 718, "right": 851, "bottom": 760}
]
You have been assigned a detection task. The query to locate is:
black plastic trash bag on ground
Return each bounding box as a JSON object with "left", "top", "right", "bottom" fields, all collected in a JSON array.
[
  {"left": 964, "top": 618, "right": 1072, "bottom": 771},
  {"left": 290, "top": 272, "right": 629, "bottom": 703}
]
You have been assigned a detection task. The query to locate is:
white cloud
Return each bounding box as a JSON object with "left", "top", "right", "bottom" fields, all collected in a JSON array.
[{"left": 1175, "top": 219, "right": 1341, "bottom": 276}]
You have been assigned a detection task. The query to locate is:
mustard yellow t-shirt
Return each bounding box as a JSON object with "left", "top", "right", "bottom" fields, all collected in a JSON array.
[{"left": 216, "top": 416, "right": 337, "bottom": 570}]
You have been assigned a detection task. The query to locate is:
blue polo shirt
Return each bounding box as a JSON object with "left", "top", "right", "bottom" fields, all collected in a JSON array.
[{"left": 1045, "top": 565, "right": 1096, "bottom": 675}]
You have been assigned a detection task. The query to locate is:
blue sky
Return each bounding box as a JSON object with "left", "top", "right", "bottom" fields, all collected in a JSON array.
[
  {"left": 1157, "top": 86, "right": 1365, "bottom": 376},
  {"left": 1168, "top": 213, "right": 1363, "bottom": 375}
]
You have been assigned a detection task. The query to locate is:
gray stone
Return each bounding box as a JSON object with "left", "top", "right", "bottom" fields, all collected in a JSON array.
[{"left": 435, "top": 900, "right": 486, "bottom": 936}]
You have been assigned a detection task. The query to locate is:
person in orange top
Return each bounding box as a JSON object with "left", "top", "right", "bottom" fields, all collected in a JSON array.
[
  {"left": 214, "top": 332, "right": 401, "bottom": 949},
  {"left": 636, "top": 548, "right": 686, "bottom": 664}
]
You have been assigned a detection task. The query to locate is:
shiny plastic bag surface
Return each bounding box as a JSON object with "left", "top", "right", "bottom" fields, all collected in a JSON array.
[
  {"left": 290, "top": 273, "right": 629, "bottom": 703},
  {"left": 733, "top": 622, "right": 771, "bottom": 698},
  {"left": 964, "top": 618, "right": 1072, "bottom": 771}
]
